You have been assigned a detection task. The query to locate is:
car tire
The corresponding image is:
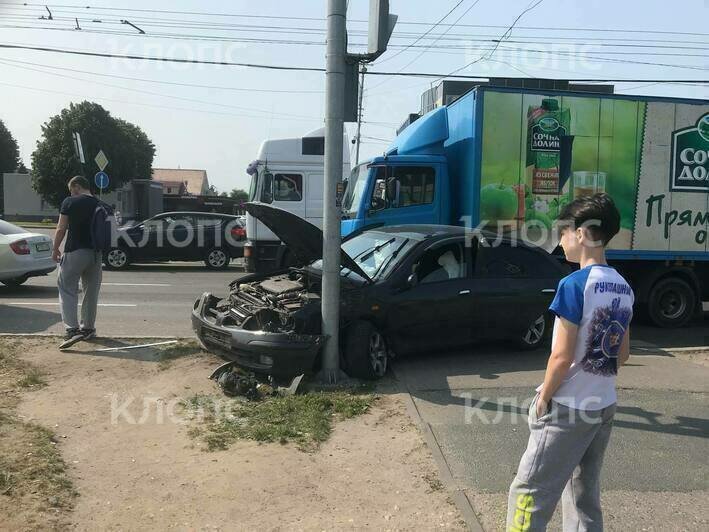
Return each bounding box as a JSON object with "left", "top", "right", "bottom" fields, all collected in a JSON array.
[
  {"left": 205, "top": 247, "right": 230, "bottom": 270},
  {"left": 104, "top": 247, "right": 130, "bottom": 270},
  {"left": 648, "top": 277, "right": 696, "bottom": 328},
  {"left": 344, "top": 320, "right": 388, "bottom": 380},
  {"left": 517, "top": 313, "right": 550, "bottom": 350},
  {"left": 1, "top": 276, "right": 28, "bottom": 287}
]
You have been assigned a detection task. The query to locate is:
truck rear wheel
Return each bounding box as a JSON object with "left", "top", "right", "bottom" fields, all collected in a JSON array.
[{"left": 647, "top": 277, "right": 696, "bottom": 328}]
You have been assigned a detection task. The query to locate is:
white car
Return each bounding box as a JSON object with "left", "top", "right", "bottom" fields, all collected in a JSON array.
[{"left": 0, "top": 219, "right": 56, "bottom": 287}]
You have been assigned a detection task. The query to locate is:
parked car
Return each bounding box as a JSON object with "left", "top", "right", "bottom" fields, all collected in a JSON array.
[
  {"left": 192, "top": 204, "right": 567, "bottom": 381},
  {"left": 104, "top": 212, "right": 245, "bottom": 270},
  {"left": 0, "top": 219, "right": 55, "bottom": 287}
]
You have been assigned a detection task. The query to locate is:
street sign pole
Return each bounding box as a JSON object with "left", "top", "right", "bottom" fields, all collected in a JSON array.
[{"left": 320, "top": 0, "right": 348, "bottom": 384}]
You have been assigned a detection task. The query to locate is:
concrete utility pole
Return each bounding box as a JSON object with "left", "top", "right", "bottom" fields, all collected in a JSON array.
[
  {"left": 320, "top": 0, "right": 348, "bottom": 383},
  {"left": 354, "top": 65, "right": 366, "bottom": 165}
]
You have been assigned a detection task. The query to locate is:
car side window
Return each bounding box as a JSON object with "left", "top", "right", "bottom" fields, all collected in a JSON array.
[
  {"left": 474, "top": 245, "right": 544, "bottom": 278},
  {"left": 414, "top": 242, "right": 467, "bottom": 284},
  {"left": 274, "top": 174, "right": 303, "bottom": 202},
  {"left": 163, "top": 214, "right": 194, "bottom": 226}
]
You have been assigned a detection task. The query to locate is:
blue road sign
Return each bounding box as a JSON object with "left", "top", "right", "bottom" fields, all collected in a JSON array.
[{"left": 95, "top": 171, "right": 109, "bottom": 190}]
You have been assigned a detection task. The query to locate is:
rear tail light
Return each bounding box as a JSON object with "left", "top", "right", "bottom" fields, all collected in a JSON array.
[
  {"left": 231, "top": 227, "right": 246, "bottom": 239},
  {"left": 243, "top": 245, "right": 253, "bottom": 258},
  {"left": 10, "top": 239, "right": 30, "bottom": 255}
]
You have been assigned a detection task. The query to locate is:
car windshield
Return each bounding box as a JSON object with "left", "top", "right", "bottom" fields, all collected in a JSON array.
[
  {"left": 0, "top": 220, "right": 26, "bottom": 235},
  {"left": 309, "top": 232, "right": 415, "bottom": 281},
  {"left": 342, "top": 163, "right": 369, "bottom": 217}
]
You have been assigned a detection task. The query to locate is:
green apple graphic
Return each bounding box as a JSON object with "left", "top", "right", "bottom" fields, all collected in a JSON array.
[{"left": 481, "top": 183, "right": 518, "bottom": 221}]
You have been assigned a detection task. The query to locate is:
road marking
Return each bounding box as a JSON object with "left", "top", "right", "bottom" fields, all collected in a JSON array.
[
  {"left": 102, "top": 283, "right": 171, "bottom": 287},
  {"left": 7, "top": 302, "right": 138, "bottom": 308}
]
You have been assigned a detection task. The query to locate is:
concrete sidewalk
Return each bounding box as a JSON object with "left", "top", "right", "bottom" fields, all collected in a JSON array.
[{"left": 395, "top": 344, "right": 709, "bottom": 531}]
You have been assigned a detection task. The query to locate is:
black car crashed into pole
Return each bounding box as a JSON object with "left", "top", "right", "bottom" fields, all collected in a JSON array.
[{"left": 192, "top": 204, "right": 567, "bottom": 381}]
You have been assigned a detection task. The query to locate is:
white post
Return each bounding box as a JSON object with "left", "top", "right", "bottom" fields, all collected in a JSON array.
[
  {"left": 354, "top": 65, "right": 366, "bottom": 165},
  {"left": 320, "top": 0, "right": 347, "bottom": 383}
]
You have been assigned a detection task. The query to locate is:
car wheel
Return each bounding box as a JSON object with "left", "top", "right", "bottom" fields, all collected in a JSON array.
[
  {"left": 205, "top": 247, "right": 230, "bottom": 270},
  {"left": 517, "top": 313, "right": 549, "bottom": 350},
  {"left": 1, "top": 276, "right": 28, "bottom": 287},
  {"left": 104, "top": 248, "right": 130, "bottom": 270},
  {"left": 648, "top": 277, "right": 696, "bottom": 328},
  {"left": 344, "top": 320, "right": 388, "bottom": 380}
]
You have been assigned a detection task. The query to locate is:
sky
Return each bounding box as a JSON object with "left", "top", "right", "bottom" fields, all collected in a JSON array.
[{"left": 0, "top": 0, "right": 707, "bottom": 194}]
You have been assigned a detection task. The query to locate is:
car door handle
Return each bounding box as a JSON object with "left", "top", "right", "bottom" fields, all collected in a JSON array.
[
  {"left": 541, "top": 288, "right": 556, "bottom": 293},
  {"left": 459, "top": 289, "right": 471, "bottom": 295}
]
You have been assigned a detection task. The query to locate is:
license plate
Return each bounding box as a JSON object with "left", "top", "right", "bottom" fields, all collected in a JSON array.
[
  {"left": 202, "top": 327, "right": 231, "bottom": 349},
  {"left": 35, "top": 242, "right": 50, "bottom": 252}
]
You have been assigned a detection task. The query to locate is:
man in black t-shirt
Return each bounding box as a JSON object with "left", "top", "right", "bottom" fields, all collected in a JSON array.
[{"left": 53, "top": 175, "right": 103, "bottom": 349}]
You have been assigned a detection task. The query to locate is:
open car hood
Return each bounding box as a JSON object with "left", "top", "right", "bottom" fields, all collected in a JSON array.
[{"left": 245, "top": 203, "right": 372, "bottom": 283}]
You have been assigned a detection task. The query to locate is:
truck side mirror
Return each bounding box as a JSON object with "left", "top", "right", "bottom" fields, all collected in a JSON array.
[
  {"left": 261, "top": 172, "right": 274, "bottom": 204},
  {"left": 386, "top": 178, "right": 400, "bottom": 206}
]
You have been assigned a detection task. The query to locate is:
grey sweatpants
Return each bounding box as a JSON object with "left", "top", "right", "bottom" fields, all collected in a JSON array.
[
  {"left": 507, "top": 394, "right": 616, "bottom": 532},
  {"left": 57, "top": 249, "right": 103, "bottom": 331}
]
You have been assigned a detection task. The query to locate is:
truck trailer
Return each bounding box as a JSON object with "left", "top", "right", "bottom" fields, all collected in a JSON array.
[{"left": 341, "top": 86, "right": 709, "bottom": 328}]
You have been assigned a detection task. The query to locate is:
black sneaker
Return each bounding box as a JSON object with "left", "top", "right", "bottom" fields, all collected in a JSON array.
[
  {"left": 59, "top": 328, "right": 84, "bottom": 350},
  {"left": 80, "top": 328, "right": 96, "bottom": 340}
]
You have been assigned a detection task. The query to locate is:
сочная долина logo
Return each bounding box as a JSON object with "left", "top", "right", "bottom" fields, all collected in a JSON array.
[{"left": 670, "top": 112, "right": 709, "bottom": 192}]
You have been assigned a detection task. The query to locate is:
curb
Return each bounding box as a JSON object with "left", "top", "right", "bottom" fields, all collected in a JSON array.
[{"left": 394, "top": 370, "right": 485, "bottom": 532}]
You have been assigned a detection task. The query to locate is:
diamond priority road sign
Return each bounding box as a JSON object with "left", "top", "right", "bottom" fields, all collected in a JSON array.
[{"left": 94, "top": 149, "right": 109, "bottom": 172}]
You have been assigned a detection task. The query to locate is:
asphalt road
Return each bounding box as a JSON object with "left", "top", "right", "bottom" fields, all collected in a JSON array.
[
  {"left": 0, "top": 262, "right": 248, "bottom": 336},
  {"left": 394, "top": 343, "right": 709, "bottom": 530}
]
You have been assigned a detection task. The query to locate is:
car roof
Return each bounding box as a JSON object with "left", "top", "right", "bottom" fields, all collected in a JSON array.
[{"left": 366, "top": 224, "right": 540, "bottom": 249}]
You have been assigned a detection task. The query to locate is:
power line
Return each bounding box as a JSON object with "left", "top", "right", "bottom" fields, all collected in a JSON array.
[
  {"left": 375, "top": 0, "right": 483, "bottom": 83},
  {"left": 444, "top": 0, "right": 546, "bottom": 78},
  {"left": 5, "top": 3, "right": 708, "bottom": 37},
  {"left": 375, "top": 0, "right": 466, "bottom": 66},
  {"left": 0, "top": 59, "right": 324, "bottom": 121},
  {"left": 0, "top": 43, "right": 326, "bottom": 71},
  {"left": 2, "top": 43, "right": 708, "bottom": 82},
  {"left": 0, "top": 57, "right": 324, "bottom": 93},
  {"left": 3, "top": 14, "right": 708, "bottom": 48},
  {"left": 0, "top": 81, "right": 323, "bottom": 123}
]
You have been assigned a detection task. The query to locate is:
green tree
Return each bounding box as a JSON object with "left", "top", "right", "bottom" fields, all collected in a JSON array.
[
  {"left": 0, "top": 119, "right": 23, "bottom": 174},
  {"left": 31, "top": 101, "right": 155, "bottom": 208},
  {"left": 229, "top": 188, "right": 249, "bottom": 202}
]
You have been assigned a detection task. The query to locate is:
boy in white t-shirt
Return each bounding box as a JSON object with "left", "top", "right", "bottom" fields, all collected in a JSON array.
[{"left": 507, "top": 193, "right": 634, "bottom": 532}]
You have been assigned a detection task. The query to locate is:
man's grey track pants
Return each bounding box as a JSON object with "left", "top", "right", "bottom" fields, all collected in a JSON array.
[{"left": 57, "top": 249, "right": 103, "bottom": 331}]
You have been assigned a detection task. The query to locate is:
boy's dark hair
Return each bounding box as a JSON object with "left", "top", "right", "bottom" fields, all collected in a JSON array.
[
  {"left": 68, "top": 175, "right": 90, "bottom": 190},
  {"left": 557, "top": 193, "right": 620, "bottom": 245}
]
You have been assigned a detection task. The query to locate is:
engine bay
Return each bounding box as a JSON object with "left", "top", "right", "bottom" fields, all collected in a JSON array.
[{"left": 209, "top": 269, "right": 321, "bottom": 333}]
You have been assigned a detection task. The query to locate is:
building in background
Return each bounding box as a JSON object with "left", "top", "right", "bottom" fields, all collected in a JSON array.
[{"left": 152, "top": 168, "right": 210, "bottom": 196}]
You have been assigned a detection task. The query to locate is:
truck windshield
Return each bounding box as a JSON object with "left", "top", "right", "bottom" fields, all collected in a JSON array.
[{"left": 342, "top": 163, "right": 369, "bottom": 216}]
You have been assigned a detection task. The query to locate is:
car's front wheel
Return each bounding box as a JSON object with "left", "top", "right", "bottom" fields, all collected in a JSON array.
[
  {"left": 344, "top": 320, "right": 388, "bottom": 380},
  {"left": 104, "top": 248, "right": 130, "bottom": 270},
  {"left": 517, "top": 313, "right": 549, "bottom": 350},
  {"left": 205, "top": 247, "right": 230, "bottom": 270}
]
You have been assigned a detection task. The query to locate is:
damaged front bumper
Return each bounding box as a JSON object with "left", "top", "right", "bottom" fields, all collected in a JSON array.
[{"left": 191, "top": 292, "right": 324, "bottom": 379}]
